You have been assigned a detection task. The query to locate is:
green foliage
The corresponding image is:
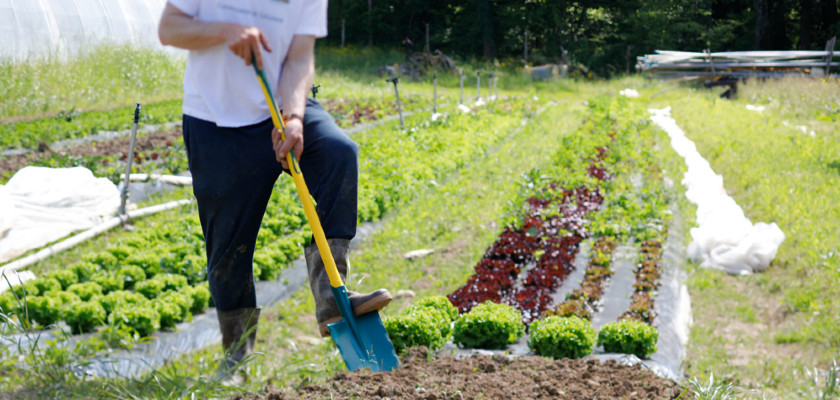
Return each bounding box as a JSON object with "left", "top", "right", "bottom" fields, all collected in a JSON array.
[
  {"left": 154, "top": 299, "right": 183, "bottom": 330},
  {"left": 64, "top": 301, "right": 106, "bottom": 334},
  {"left": 453, "top": 301, "right": 524, "bottom": 349},
  {"left": 98, "top": 290, "right": 145, "bottom": 315},
  {"left": 90, "top": 272, "right": 124, "bottom": 294},
  {"left": 160, "top": 291, "right": 193, "bottom": 322},
  {"left": 171, "top": 254, "right": 205, "bottom": 285},
  {"left": 109, "top": 303, "right": 161, "bottom": 337},
  {"left": 46, "top": 269, "right": 78, "bottom": 290},
  {"left": 528, "top": 315, "right": 596, "bottom": 359},
  {"left": 25, "top": 295, "right": 63, "bottom": 327},
  {"left": 100, "top": 323, "right": 140, "bottom": 350},
  {"left": 66, "top": 282, "right": 103, "bottom": 302},
  {"left": 410, "top": 295, "right": 458, "bottom": 322},
  {"left": 31, "top": 278, "right": 61, "bottom": 295},
  {"left": 384, "top": 307, "right": 446, "bottom": 353},
  {"left": 184, "top": 285, "right": 211, "bottom": 314},
  {"left": 83, "top": 252, "right": 119, "bottom": 271},
  {"left": 0, "top": 292, "right": 17, "bottom": 314},
  {"left": 116, "top": 265, "right": 146, "bottom": 290},
  {"left": 597, "top": 319, "right": 658, "bottom": 359},
  {"left": 153, "top": 273, "right": 188, "bottom": 292},
  {"left": 68, "top": 262, "right": 98, "bottom": 282},
  {"left": 134, "top": 278, "right": 165, "bottom": 300},
  {"left": 126, "top": 252, "right": 163, "bottom": 278}
]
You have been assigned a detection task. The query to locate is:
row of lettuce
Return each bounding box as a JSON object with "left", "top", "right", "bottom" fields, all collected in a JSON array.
[
  {"left": 0, "top": 97, "right": 533, "bottom": 347},
  {"left": 0, "top": 95, "right": 428, "bottom": 152},
  {"left": 385, "top": 95, "right": 671, "bottom": 359}
]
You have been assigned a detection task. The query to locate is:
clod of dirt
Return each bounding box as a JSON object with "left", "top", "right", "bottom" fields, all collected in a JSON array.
[{"left": 243, "top": 347, "right": 683, "bottom": 400}]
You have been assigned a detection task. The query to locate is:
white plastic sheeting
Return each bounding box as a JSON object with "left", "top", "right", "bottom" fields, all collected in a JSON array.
[
  {"left": 0, "top": 167, "right": 120, "bottom": 264},
  {"left": 650, "top": 107, "right": 785, "bottom": 274},
  {"left": 0, "top": 0, "right": 167, "bottom": 61}
]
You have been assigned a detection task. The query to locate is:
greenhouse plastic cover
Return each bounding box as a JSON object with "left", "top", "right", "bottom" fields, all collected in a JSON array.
[
  {"left": 0, "top": 167, "right": 120, "bottom": 264},
  {"left": 0, "top": 0, "right": 167, "bottom": 61},
  {"left": 650, "top": 107, "right": 785, "bottom": 274}
]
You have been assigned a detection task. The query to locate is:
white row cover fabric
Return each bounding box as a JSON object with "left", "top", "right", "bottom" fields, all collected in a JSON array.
[
  {"left": 0, "top": 167, "right": 120, "bottom": 264},
  {"left": 649, "top": 107, "right": 785, "bottom": 274},
  {"left": 0, "top": 0, "right": 167, "bottom": 61}
]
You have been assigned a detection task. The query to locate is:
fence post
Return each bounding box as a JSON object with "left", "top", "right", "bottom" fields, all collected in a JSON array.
[
  {"left": 387, "top": 76, "right": 405, "bottom": 129},
  {"left": 119, "top": 103, "right": 141, "bottom": 218},
  {"left": 459, "top": 69, "right": 465, "bottom": 105},
  {"left": 433, "top": 70, "right": 438, "bottom": 114},
  {"left": 476, "top": 70, "right": 481, "bottom": 100}
]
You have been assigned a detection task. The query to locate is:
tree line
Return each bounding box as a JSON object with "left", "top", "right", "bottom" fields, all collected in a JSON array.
[{"left": 326, "top": 0, "right": 840, "bottom": 76}]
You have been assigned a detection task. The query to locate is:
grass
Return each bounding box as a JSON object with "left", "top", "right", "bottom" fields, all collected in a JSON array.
[
  {"left": 644, "top": 78, "right": 840, "bottom": 398},
  {"left": 0, "top": 44, "right": 186, "bottom": 121}
]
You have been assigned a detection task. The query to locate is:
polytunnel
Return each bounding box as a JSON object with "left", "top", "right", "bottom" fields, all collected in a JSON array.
[{"left": 0, "top": 0, "right": 168, "bottom": 61}]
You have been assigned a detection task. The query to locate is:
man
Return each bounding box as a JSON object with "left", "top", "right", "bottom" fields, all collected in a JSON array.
[{"left": 158, "top": 0, "right": 392, "bottom": 381}]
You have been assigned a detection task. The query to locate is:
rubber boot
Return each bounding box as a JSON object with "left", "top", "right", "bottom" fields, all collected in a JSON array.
[
  {"left": 215, "top": 307, "right": 261, "bottom": 384},
  {"left": 305, "top": 238, "right": 392, "bottom": 337}
]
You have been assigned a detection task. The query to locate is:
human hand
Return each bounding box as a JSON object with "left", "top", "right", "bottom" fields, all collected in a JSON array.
[
  {"left": 222, "top": 23, "right": 272, "bottom": 69},
  {"left": 272, "top": 119, "right": 304, "bottom": 169}
]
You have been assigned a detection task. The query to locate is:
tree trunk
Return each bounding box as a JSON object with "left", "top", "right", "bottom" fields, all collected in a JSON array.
[
  {"left": 800, "top": 0, "right": 815, "bottom": 49},
  {"left": 753, "top": 0, "right": 768, "bottom": 49},
  {"left": 478, "top": 0, "right": 496, "bottom": 60}
]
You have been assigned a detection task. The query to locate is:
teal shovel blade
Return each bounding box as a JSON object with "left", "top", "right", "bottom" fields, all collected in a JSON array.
[{"left": 328, "top": 286, "right": 400, "bottom": 372}]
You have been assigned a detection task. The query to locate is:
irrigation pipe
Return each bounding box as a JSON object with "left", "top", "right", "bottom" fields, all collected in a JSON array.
[
  {"left": 0, "top": 199, "right": 193, "bottom": 276},
  {"left": 124, "top": 173, "right": 193, "bottom": 186}
]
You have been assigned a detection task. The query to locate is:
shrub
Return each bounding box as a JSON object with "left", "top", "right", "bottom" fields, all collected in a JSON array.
[
  {"left": 64, "top": 301, "right": 106, "bottom": 334},
  {"left": 597, "top": 319, "right": 658, "bottom": 359},
  {"left": 67, "top": 282, "right": 103, "bottom": 301},
  {"left": 0, "top": 292, "right": 18, "bottom": 314},
  {"left": 154, "top": 299, "right": 183, "bottom": 330},
  {"left": 528, "top": 315, "right": 597, "bottom": 359},
  {"left": 109, "top": 303, "right": 161, "bottom": 337},
  {"left": 47, "top": 269, "right": 78, "bottom": 290},
  {"left": 153, "top": 273, "right": 188, "bottom": 292},
  {"left": 410, "top": 295, "right": 458, "bottom": 322},
  {"left": 50, "top": 290, "right": 81, "bottom": 308},
  {"left": 107, "top": 245, "right": 133, "bottom": 262},
  {"left": 91, "top": 272, "right": 124, "bottom": 294},
  {"left": 254, "top": 247, "right": 285, "bottom": 281},
  {"left": 100, "top": 323, "right": 139, "bottom": 350},
  {"left": 160, "top": 291, "right": 192, "bottom": 322},
  {"left": 172, "top": 254, "right": 205, "bottom": 284},
  {"left": 134, "top": 278, "right": 165, "bottom": 299},
  {"left": 116, "top": 265, "right": 146, "bottom": 290},
  {"left": 31, "top": 278, "right": 61, "bottom": 295},
  {"left": 406, "top": 296, "right": 458, "bottom": 338},
  {"left": 453, "top": 301, "right": 524, "bottom": 349},
  {"left": 384, "top": 307, "right": 446, "bottom": 352},
  {"left": 8, "top": 282, "right": 37, "bottom": 299},
  {"left": 99, "top": 290, "right": 145, "bottom": 315},
  {"left": 84, "top": 252, "right": 119, "bottom": 270},
  {"left": 68, "top": 262, "right": 98, "bottom": 282},
  {"left": 126, "top": 252, "right": 162, "bottom": 278},
  {"left": 184, "top": 285, "right": 211, "bottom": 314},
  {"left": 25, "top": 295, "right": 63, "bottom": 327}
]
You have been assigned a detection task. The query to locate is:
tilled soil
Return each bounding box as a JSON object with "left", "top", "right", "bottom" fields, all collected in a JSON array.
[
  {"left": 0, "top": 130, "right": 182, "bottom": 179},
  {"left": 243, "top": 347, "right": 683, "bottom": 400}
]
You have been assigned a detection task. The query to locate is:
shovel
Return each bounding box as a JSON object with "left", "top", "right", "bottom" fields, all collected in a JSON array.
[{"left": 252, "top": 59, "right": 400, "bottom": 372}]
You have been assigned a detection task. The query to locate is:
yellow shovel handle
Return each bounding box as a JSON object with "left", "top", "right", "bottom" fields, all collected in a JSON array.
[{"left": 254, "top": 64, "right": 344, "bottom": 289}]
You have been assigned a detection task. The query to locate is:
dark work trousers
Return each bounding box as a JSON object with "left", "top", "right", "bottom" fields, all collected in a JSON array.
[{"left": 182, "top": 98, "right": 359, "bottom": 312}]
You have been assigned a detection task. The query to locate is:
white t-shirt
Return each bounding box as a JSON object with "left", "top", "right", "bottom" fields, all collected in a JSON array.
[{"left": 168, "top": 0, "right": 327, "bottom": 127}]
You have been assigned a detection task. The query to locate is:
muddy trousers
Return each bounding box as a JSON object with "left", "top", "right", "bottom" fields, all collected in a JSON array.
[{"left": 182, "top": 98, "right": 359, "bottom": 312}]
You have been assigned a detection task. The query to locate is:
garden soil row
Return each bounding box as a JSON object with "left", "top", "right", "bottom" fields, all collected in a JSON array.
[{"left": 243, "top": 347, "right": 682, "bottom": 400}]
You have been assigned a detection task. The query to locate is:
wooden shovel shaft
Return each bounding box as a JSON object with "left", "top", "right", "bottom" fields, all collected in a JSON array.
[{"left": 253, "top": 64, "right": 344, "bottom": 289}]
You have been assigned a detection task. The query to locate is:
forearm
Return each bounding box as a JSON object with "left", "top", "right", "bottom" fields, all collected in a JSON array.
[
  {"left": 158, "top": 3, "right": 231, "bottom": 50},
  {"left": 277, "top": 49, "right": 315, "bottom": 118}
]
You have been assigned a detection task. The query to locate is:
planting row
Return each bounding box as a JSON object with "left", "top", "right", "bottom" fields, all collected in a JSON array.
[
  {"left": 440, "top": 96, "right": 672, "bottom": 357},
  {"left": 0, "top": 97, "right": 535, "bottom": 345},
  {"left": 386, "top": 296, "right": 658, "bottom": 360},
  {"left": 0, "top": 95, "right": 430, "bottom": 153}
]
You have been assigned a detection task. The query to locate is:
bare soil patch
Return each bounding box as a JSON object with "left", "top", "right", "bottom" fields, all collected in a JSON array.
[
  {"left": 0, "top": 130, "right": 182, "bottom": 178},
  {"left": 243, "top": 347, "right": 683, "bottom": 400}
]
